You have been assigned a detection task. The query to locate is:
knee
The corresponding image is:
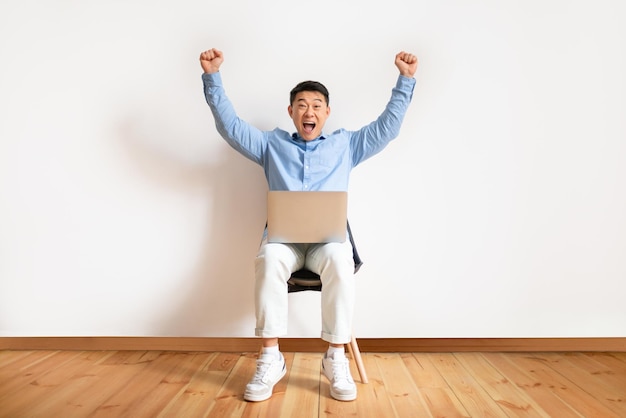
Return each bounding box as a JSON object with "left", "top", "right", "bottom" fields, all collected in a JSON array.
[
  {"left": 255, "top": 243, "right": 295, "bottom": 279},
  {"left": 321, "top": 243, "right": 353, "bottom": 268}
]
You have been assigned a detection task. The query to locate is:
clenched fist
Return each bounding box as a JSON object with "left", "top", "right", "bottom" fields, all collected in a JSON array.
[
  {"left": 395, "top": 51, "right": 418, "bottom": 78},
  {"left": 200, "top": 48, "right": 224, "bottom": 74}
]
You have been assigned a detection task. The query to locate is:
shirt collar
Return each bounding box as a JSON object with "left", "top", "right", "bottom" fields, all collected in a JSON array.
[{"left": 291, "top": 133, "right": 326, "bottom": 142}]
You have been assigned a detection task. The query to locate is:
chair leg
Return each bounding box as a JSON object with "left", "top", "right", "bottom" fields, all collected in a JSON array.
[{"left": 346, "top": 335, "right": 368, "bottom": 384}]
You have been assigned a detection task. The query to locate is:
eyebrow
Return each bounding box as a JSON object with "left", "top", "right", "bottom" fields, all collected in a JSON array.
[{"left": 296, "top": 98, "right": 324, "bottom": 103}]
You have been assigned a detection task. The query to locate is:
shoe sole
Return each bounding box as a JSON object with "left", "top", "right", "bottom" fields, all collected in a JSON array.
[
  {"left": 243, "top": 365, "right": 287, "bottom": 402},
  {"left": 329, "top": 389, "right": 357, "bottom": 402}
]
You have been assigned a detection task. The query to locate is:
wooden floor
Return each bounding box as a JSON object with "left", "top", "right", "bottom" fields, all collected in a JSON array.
[{"left": 0, "top": 350, "right": 624, "bottom": 417}]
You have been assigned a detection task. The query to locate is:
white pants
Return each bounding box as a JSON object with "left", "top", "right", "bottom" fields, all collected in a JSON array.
[{"left": 254, "top": 239, "right": 355, "bottom": 344}]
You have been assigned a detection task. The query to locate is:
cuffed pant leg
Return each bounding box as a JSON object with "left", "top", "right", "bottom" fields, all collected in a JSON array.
[
  {"left": 305, "top": 240, "right": 355, "bottom": 344},
  {"left": 254, "top": 240, "right": 304, "bottom": 338}
]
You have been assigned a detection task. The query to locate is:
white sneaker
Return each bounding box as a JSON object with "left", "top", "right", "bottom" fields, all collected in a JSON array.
[
  {"left": 322, "top": 352, "right": 357, "bottom": 401},
  {"left": 244, "top": 353, "right": 286, "bottom": 402}
]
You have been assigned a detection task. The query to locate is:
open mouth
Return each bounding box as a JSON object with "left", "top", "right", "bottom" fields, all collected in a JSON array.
[{"left": 303, "top": 122, "right": 316, "bottom": 134}]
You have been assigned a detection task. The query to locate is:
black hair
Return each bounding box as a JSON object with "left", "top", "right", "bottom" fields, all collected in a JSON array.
[{"left": 289, "top": 81, "right": 329, "bottom": 106}]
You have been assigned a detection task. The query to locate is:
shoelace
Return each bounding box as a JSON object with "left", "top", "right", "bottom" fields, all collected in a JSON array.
[
  {"left": 251, "top": 357, "right": 278, "bottom": 384},
  {"left": 329, "top": 357, "right": 352, "bottom": 383}
]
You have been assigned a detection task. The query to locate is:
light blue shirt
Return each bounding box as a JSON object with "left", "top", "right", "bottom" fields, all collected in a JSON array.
[{"left": 202, "top": 72, "right": 415, "bottom": 191}]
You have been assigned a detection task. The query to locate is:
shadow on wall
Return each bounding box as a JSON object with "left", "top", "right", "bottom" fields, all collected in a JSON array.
[{"left": 117, "top": 114, "right": 267, "bottom": 337}]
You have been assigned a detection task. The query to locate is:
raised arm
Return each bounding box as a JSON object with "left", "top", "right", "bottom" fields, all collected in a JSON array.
[
  {"left": 349, "top": 51, "right": 418, "bottom": 165},
  {"left": 200, "top": 48, "right": 267, "bottom": 164}
]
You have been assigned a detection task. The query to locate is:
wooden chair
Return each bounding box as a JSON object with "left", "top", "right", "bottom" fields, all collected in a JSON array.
[{"left": 287, "top": 222, "right": 368, "bottom": 383}]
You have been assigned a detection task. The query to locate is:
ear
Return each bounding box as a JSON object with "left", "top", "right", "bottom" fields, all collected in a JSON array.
[{"left": 287, "top": 105, "right": 293, "bottom": 118}]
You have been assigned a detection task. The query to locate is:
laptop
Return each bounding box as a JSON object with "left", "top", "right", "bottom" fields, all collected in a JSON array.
[{"left": 267, "top": 191, "right": 348, "bottom": 243}]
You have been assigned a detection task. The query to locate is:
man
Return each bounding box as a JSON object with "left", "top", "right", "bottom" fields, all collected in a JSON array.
[{"left": 200, "top": 48, "right": 417, "bottom": 402}]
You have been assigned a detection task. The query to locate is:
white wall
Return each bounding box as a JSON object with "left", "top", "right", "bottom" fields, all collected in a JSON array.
[{"left": 1, "top": 0, "right": 625, "bottom": 338}]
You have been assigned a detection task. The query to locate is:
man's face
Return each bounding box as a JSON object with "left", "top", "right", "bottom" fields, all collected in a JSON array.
[{"left": 288, "top": 91, "right": 331, "bottom": 141}]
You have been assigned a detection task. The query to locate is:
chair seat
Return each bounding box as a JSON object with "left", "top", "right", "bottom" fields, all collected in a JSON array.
[{"left": 287, "top": 270, "right": 322, "bottom": 292}]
